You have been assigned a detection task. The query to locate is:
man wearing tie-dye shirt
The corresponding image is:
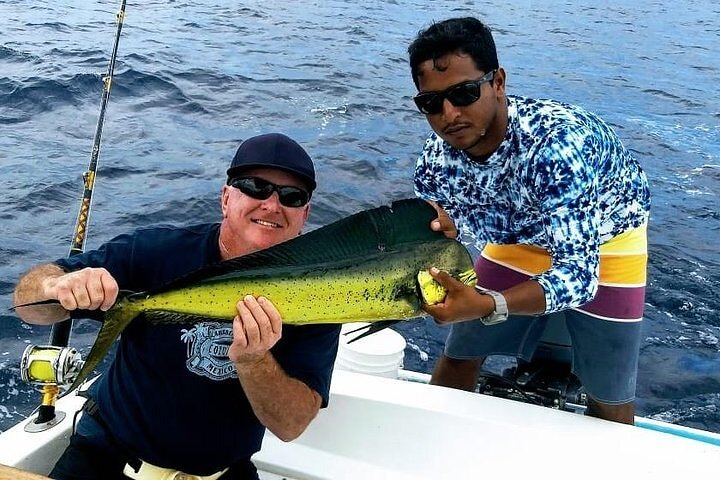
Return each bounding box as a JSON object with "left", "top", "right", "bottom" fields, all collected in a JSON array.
[{"left": 408, "top": 17, "right": 650, "bottom": 424}]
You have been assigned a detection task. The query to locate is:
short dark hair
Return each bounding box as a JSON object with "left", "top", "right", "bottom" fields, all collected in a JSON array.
[{"left": 408, "top": 17, "right": 499, "bottom": 88}]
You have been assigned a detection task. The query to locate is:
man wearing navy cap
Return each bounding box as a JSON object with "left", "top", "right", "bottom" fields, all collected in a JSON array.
[{"left": 14, "top": 133, "right": 341, "bottom": 480}]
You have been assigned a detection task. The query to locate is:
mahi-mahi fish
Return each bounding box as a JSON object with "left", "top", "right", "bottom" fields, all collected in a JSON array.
[{"left": 20, "top": 198, "right": 476, "bottom": 392}]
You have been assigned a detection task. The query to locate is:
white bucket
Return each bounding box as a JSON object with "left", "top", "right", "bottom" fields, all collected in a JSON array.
[{"left": 334, "top": 323, "right": 406, "bottom": 378}]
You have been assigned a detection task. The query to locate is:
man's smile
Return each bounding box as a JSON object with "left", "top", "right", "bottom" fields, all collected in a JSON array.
[{"left": 252, "top": 218, "right": 282, "bottom": 228}]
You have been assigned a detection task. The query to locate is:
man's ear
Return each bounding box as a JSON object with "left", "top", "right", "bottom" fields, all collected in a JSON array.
[
  {"left": 221, "top": 185, "right": 230, "bottom": 218},
  {"left": 493, "top": 67, "right": 507, "bottom": 97},
  {"left": 299, "top": 203, "right": 311, "bottom": 234}
]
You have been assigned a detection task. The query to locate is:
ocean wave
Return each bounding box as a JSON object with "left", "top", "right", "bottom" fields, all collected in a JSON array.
[
  {"left": 0, "top": 73, "right": 101, "bottom": 118},
  {"left": 646, "top": 393, "right": 720, "bottom": 432},
  {"left": 111, "top": 197, "right": 220, "bottom": 228},
  {"left": 110, "top": 68, "right": 210, "bottom": 114},
  {"left": 0, "top": 46, "right": 40, "bottom": 64},
  {"left": 25, "top": 21, "right": 73, "bottom": 33}
]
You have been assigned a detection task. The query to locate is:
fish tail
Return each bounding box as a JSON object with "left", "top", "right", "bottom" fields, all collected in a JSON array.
[{"left": 62, "top": 302, "right": 140, "bottom": 394}]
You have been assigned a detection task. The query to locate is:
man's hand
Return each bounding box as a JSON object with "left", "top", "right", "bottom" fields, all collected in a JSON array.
[
  {"left": 14, "top": 265, "right": 119, "bottom": 325},
  {"left": 422, "top": 267, "right": 491, "bottom": 324},
  {"left": 229, "top": 295, "right": 282, "bottom": 366},
  {"left": 44, "top": 267, "right": 119, "bottom": 312},
  {"left": 228, "top": 295, "right": 320, "bottom": 442},
  {"left": 427, "top": 200, "right": 457, "bottom": 239}
]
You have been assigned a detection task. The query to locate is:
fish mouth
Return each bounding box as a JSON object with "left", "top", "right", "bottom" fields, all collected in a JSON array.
[{"left": 252, "top": 218, "right": 282, "bottom": 228}]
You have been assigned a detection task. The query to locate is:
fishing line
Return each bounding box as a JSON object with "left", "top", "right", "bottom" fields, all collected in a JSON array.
[{"left": 30, "top": 0, "right": 128, "bottom": 427}]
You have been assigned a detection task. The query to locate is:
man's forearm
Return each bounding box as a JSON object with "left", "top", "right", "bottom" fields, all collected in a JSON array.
[
  {"left": 13, "top": 263, "right": 69, "bottom": 325},
  {"left": 503, "top": 279, "right": 547, "bottom": 315},
  {"left": 234, "top": 353, "right": 321, "bottom": 442}
]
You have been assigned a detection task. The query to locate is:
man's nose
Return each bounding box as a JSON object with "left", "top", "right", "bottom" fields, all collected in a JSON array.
[
  {"left": 261, "top": 191, "right": 283, "bottom": 210},
  {"left": 441, "top": 98, "right": 462, "bottom": 120}
]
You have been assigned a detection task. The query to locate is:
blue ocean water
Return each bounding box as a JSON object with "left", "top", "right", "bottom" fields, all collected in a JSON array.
[{"left": 1, "top": 0, "right": 718, "bottom": 433}]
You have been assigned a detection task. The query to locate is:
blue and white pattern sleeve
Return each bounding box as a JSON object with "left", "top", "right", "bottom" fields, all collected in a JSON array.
[
  {"left": 414, "top": 135, "right": 448, "bottom": 205},
  {"left": 529, "top": 124, "right": 600, "bottom": 311}
]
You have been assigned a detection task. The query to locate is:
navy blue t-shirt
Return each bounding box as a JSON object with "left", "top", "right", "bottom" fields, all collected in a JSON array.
[{"left": 57, "top": 223, "right": 341, "bottom": 474}]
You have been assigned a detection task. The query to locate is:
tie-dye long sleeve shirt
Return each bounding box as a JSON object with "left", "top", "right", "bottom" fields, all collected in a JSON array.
[{"left": 414, "top": 95, "right": 651, "bottom": 313}]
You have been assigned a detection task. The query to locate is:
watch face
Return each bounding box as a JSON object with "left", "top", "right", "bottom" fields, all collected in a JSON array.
[{"left": 481, "top": 312, "right": 508, "bottom": 326}]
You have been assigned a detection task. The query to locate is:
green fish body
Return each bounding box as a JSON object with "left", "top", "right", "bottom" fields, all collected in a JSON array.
[
  {"left": 126, "top": 241, "right": 469, "bottom": 324},
  {"left": 66, "top": 199, "right": 475, "bottom": 392}
]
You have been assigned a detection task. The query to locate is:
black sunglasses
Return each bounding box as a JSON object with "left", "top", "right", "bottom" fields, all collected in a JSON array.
[
  {"left": 413, "top": 70, "right": 496, "bottom": 115},
  {"left": 228, "top": 176, "right": 310, "bottom": 208}
]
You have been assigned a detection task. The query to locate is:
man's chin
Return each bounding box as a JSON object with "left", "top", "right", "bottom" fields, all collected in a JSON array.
[
  {"left": 251, "top": 233, "right": 291, "bottom": 251},
  {"left": 442, "top": 136, "right": 478, "bottom": 152}
]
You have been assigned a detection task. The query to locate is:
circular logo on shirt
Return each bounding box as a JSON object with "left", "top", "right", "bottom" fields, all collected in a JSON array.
[{"left": 180, "top": 322, "right": 236, "bottom": 380}]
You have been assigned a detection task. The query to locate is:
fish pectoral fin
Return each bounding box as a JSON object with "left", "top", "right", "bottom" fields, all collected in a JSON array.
[
  {"left": 458, "top": 269, "right": 477, "bottom": 286},
  {"left": 345, "top": 320, "right": 401, "bottom": 344}
]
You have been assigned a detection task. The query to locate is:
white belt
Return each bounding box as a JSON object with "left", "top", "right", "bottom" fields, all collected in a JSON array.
[{"left": 123, "top": 461, "right": 228, "bottom": 480}]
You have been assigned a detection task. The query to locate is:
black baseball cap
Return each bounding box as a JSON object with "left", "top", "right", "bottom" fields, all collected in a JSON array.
[{"left": 226, "top": 133, "right": 316, "bottom": 192}]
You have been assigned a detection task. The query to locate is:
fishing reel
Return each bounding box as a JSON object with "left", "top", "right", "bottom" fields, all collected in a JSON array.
[
  {"left": 20, "top": 345, "right": 85, "bottom": 432},
  {"left": 20, "top": 344, "right": 84, "bottom": 387}
]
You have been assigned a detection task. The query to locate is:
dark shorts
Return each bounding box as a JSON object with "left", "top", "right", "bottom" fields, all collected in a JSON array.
[
  {"left": 50, "top": 433, "right": 128, "bottom": 480},
  {"left": 50, "top": 413, "right": 259, "bottom": 480},
  {"left": 444, "top": 310, "right": 642, "bottom": 404}
]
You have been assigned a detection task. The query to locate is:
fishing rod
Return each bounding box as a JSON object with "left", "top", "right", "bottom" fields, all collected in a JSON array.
[{"left": 20, "top": 0, "right": 128, "bottom": 431}]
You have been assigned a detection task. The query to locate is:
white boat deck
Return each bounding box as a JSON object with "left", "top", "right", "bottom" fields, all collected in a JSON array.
[
  {"left": 2, "top": 369, "right": 719, "bottom": 479},
  {"left": 254, "top": 370, "right": 719, "bottom": 479}
]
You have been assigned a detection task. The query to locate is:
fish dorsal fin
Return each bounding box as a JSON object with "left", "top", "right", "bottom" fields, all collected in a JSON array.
[{"left": 150, "top": 198, "right": 442, "bottom": 293}]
